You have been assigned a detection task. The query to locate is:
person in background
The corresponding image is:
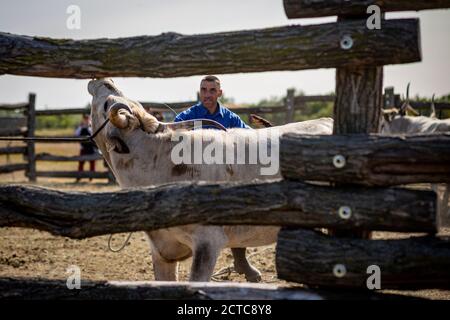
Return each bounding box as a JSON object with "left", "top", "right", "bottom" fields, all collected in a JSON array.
[{"left": 74, "top": 114, "right": 97, "bottom": 182}]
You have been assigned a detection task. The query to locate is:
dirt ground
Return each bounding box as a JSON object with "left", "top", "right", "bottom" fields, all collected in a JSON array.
[
  {"left": 1, "top": 138, "right": 450, "bottom": 299},
  {"left": 0, "top": 180, "right": 449, "bottom": 300}
]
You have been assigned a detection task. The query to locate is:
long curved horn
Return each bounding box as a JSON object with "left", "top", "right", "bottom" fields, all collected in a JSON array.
[
  {"left": 128, "top": 102, "right": 160, "bottom": 133},
  {"left": 399, "top": 82, "right": 410, "bottom": 116},
  {"left": 406, "top": 105, "right": 420, "bottom": 116},
  {"left": 108, "top": 103, "right": 133, "bottom": 129},
  {"left": 430, "top": 94, "right": 437, "bottom": 119}
]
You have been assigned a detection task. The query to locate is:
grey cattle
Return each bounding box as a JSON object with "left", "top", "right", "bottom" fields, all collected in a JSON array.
[
  {"left": 381, "top": 95, "right": 450, "bottom": 227},
  {"left": 88, "top": 78, "right": 333, "bottom": 282}
]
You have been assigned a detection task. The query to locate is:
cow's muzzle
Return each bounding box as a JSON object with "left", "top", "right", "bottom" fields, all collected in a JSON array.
[{"left": 106, "top": 127, "right": 130, "bottom": 154}]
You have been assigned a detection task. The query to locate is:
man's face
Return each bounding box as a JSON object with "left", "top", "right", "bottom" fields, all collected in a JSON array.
[{"left": 200, "top": 80, "right": 222, "bottom": 112}]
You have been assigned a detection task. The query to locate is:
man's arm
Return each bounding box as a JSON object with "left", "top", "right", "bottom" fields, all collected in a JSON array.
[
  {"left": 230, "top": 112, "right": 251, "bottom": 129},
  {"left": 174, "top": 108, "right": 195, "bottom": 122}
]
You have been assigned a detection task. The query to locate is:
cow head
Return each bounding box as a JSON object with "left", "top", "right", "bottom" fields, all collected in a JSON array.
[
  {"left": 88, "top": 78, "right": 148, "bottom": 157},
  {"left": 88, "top": 78, "right": 226, "bottom": 158}
]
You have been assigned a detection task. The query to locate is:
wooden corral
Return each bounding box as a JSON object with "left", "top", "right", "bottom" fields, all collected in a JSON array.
[{"left": 0, "top": 0, "right": 450, "bottom": 299}]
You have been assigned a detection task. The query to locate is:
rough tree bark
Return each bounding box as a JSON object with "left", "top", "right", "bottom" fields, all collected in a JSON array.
[
  {"left": 0, "top": 278, "right": 424, "bottom": 300},
  {"left": 280, "top": 133, "right": 450, "bottom": 186},
  {"left": 276, "top": 228, "right": 450, "bottom": 289},
  {"left": 283, "top": 0, "right": 450, "bottom": 19},
  {"left": 0, "top": 19, "right": 420, "bottom": 78},
  {"left": 0, "top": 181, "right": 436, "bottom": 239}
]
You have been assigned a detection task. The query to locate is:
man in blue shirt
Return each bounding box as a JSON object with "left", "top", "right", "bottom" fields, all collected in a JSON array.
[{"left": 174, "top": 75, "right": 250, "bottom": 129}]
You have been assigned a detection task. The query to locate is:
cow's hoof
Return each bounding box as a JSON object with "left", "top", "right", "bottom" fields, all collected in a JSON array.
[{"left": 245, "top": 269, "right": 262, "bottom": 283}]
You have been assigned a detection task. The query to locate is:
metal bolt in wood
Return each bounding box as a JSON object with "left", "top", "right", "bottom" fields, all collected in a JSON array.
[
  {"left": 332, "top": 154, "right": 346, "bottom": 168},
  {"left": 340, "top": 35, "right": 353, "bottom": 50},
  {"left": 333, "top": 264, "right": 347, "bottom": 278},
  {"left": 338, "top": 206, "right": 352, "bottom": 219}
]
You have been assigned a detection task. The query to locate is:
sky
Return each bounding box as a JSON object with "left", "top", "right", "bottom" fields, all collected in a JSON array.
[{"left": 0, "top": 0, "right": 449, "bottom": 110}]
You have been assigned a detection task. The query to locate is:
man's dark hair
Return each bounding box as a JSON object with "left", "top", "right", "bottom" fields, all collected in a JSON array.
[{"left": 201, "top": 75, "right": 221, "bottom": 88}]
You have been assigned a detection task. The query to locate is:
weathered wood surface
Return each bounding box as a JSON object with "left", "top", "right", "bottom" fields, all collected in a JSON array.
[
  {"left": 0, "top": 102, "right": 28, "bottom": 111},
  {"left": 409, "top": 101, "right": 450, "bottom": 112},
  {"left": 35, "top": 153, "right": 103, "bottom": 162},
  {"left": 25, "top": 93, "right": 36, "bottom": 182},
  {"left": 0, "top": 163, "right": 27, "bottom": 174},
  {"left": 35, "top": 108, "right": 89, "bottom": 116},
  {"left": 295, "top": 95, "right": 334, "bottom": 104},
  {"left": 280, "top": 133, "right": 450, "bottom": 186},
  {"left": 0, "top": 117, "right": 27, "bottom": 129},
  {"left": 0, "top": 19, "right": 420, "bottom": 78},
  {"left": 229, "top": 106, "right": 286, "bottom": 114},
  {"left": 283, "top": 0, "right": 450, "bottom": 19},
  {"left": 285, "top": 89, "right": 296, "bottom": 123},
  {"left": 0, "top": 146, "right": 27, "bottom": 155},
  {"left": 0, "top": 127, "right": 27, "bottom": 137},
  {"left": 276, "top": 228, "right": 450, "bottom": 289},
  {"left": 0, "top": 181, "right": 436, "bottom": 239},
  {"left": 331, "top": 43, "right": 384, "bottom": 238},
  {"left": 35, "top": 171, "right": 110, "bottom": 179},
  {"left": 0, "top": 278, "right": 423, "bottom": 300},
  {"left": 334, "top": 66, "right": 383, "bottom": 134},
  {"left": 141, "top": 101, "right": 196, "bottom": 112}
]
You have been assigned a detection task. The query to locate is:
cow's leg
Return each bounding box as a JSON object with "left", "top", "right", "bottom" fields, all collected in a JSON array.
[
  {"left": 231, "top": 248, "right": 262, "bottom": 282},
  {"left": 189, "top": 227, "right": 227, "bottom": 282},
  {"left": 150, "top": 243, "right": 178, "bottom": 281}
]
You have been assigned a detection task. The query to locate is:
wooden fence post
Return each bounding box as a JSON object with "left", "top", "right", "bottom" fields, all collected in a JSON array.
[
  {"left": 331, "top": 15, "right": 384, "bottom": 238},
  {"left": 25, "top": 93, "right": 36, "bottom": 182},
  {"left": 334, "top": 66, "right": 383, "bottom": 134},
  {"left": 285, "top": 89, "right": 295, "bottom": 124}
]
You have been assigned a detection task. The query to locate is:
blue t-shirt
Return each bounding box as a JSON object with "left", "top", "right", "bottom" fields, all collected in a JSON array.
[{"left": 174, "top": 102, "right": 250, "bottom": 129}]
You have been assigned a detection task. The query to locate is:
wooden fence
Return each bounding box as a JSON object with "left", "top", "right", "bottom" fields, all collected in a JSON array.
[
  {"left": 0, "top": 91, "right": 334, "bottom": 182},
  {"left": 0, "top": 98, "right": 113, "bottom": 182},
  {"left": 1, "top": 0, "right": 450, "bottom": 299},
  {"left": 2, "top": 85, "right": 447, "bottom": 183}
]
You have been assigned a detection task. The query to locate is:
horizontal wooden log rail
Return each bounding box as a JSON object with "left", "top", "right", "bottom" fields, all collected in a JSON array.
[
  {"left": 141, "top": 101, "right": 197, "bottom": 111},
  {"left": 35, "top": 108, "right": 89, "bottom": 116},
  {"left": 230, "top": 106, "right": 286, "bottom": 114},
  {"left": 0, "top": 102, "right": 28, "bottom": 111},
  {"left": 35, "top": 171, "right": 110, "bottom": 179},
  {"left": 294, "top": 95, "right": 334, "bottom": 104},
  {"left": 276, "top": 228, "right": 450, "bottom": 289},
  {"left": 0, "top": 180, "right": 436, "bottom": 239},
  {"left": 21, "top": 96, "right": 445, "bottom": 120},
  {"left": 0, "top": 163, "right": 27, "bottom": 174},
  {"left": 0, "top": 117, "right": 27, "bottom": 131},
  {"left": 0, "top": 146, "right": 27, "bottom": 155},
  {"left": 35, "top": 153, "right": 103, "bottom": 162},
  {"left": 0, "top": 127, "right": 27, "bottom": 137},
  {"left": 283, "top": 0, "right": 450, "bottom": 19},
  {"left": 0, "top": 278, "right": 422, "bottom": 300},
  {"left": 409, "top": 101, "right": 450, "bottom": 112},
  {"left": 0, "top": 19, "right": 420, "bottom": 78},
  {"left": 280, "top": 133, "right": 450, "bottom": 186}
]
